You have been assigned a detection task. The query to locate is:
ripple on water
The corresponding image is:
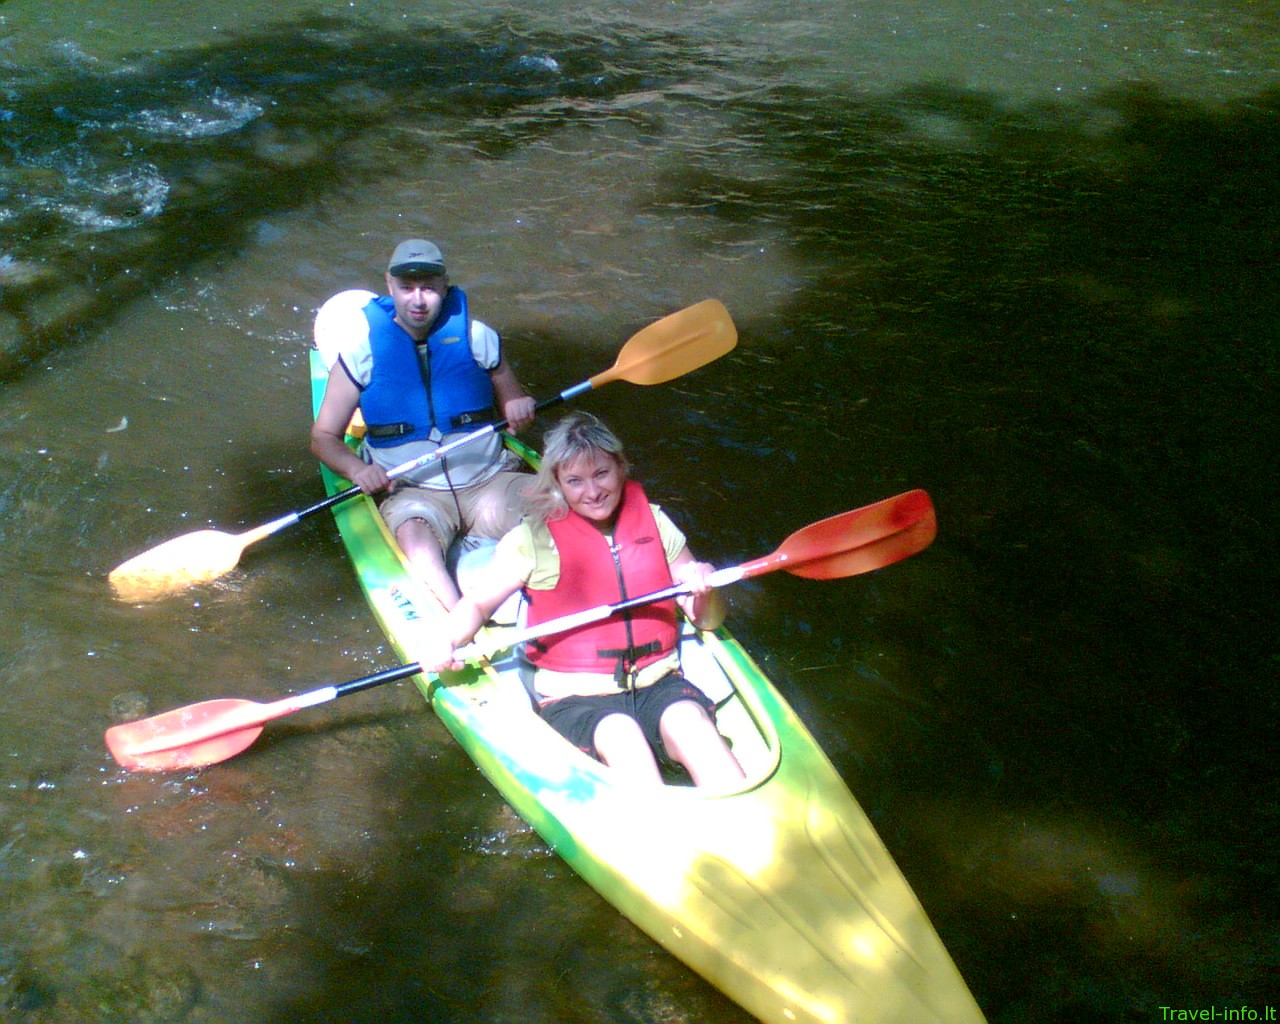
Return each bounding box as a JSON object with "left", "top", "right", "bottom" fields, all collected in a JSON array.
[{"left": 128, "top": 88, "right": 264, "bottom": 139}]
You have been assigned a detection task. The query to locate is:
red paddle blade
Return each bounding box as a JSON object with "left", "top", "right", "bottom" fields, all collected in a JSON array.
[
  {"left": 105, "top": 698, "right": 267, "bottom": 772},
  {"left": 739, "top": 490, "right": 937, "bottom": 581}
]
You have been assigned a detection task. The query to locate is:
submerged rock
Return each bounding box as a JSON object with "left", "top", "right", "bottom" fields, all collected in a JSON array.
[
  {"left": 81, "top": 952, "right": 199, "bottom": 1024},
  {"left": 108, "top": 691, "right": 150, "bottom": 723}
]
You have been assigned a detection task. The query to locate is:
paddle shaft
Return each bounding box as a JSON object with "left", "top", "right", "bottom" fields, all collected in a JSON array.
[
  {"left": 292, "top": 299, "right": 734, "bottom": 534},
  {"left": 276, "top": 389, "right": 581, "bottom": 535},
  {"left": 157, "top": 524, "right": 897, "bottom": 740},
  {"left": 455, "top": 567, "right": 746, "bottom": 661},
  {"left": 456, "top": 491, "right": 935, "bottom": 659},
  {"left": 116, "top": 561, "right": 794, "bottom": 759},
  {"left": 131, "top": 570, "right": 733, "bottom": 756},
  {"left": 330, "top": 661, "right": 423, "bottom": 699}
]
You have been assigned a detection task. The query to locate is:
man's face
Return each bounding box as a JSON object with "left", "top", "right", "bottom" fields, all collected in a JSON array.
[{"left": 385, "top": 272, "right": 448, "bottom": 339}]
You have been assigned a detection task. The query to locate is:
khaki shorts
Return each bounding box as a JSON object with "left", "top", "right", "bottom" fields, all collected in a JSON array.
[{"left": 378, "top": 469, "right": 532, "bottom": 550}]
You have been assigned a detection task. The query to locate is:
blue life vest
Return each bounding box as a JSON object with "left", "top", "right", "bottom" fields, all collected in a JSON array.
[{"left": 359, "top": 288, "right": 496, "bottom": 448}]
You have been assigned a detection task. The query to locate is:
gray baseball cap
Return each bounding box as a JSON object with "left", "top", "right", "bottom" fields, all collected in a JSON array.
[{"left": 387, "top": 239, "right": 446, "bottom": 277}]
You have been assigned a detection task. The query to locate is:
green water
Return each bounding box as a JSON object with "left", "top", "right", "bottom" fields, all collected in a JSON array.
[{"left": 1, "top": 2, "right": 1276, "bottom": 1021}]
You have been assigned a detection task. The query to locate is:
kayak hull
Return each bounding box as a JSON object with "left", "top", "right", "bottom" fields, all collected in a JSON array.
[{"left": 308, "top": 349, "right": 985, "bottom": 1024}]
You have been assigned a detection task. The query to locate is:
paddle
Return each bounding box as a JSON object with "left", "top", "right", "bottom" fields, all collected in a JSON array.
[
  {"left": 107, "top": 299, "right": 738, "bottom": 604},
  {"left": 105, "top": 490, "right": 936, "bottom": 772}
]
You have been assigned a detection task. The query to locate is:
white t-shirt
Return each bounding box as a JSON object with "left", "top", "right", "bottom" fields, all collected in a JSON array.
[{"left": 312, "top": 289, "right": 508, "bottom": 489}]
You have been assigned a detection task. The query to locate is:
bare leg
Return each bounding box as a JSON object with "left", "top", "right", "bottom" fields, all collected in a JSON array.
[
  {"left": 659, "top": 701, "right": 745, "bottom": 791},
  {"left": 468, "top": 471, "right": 533, "bottom": 539},
  {"left": 395, "top": 517, "right": 460, "bottom": 609},
  {"left": 593, "top": 713, "right": 663, "bottom": 785}
]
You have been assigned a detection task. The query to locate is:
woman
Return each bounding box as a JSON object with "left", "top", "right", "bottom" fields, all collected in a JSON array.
[{"left": 423, "top": 412, "right": 745, "bottom": 789}]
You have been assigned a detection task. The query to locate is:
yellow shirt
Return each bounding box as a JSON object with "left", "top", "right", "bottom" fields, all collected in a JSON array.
[{"left": 495, "top": 505, "right": 688, "bottom": 699}]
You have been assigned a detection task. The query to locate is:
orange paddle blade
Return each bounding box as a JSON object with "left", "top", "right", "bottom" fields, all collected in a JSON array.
[
  {"left": 105, "top": 698, "right": 273, "bottom": 772},
  {"left": 590, "top": 300, "right": 737, "bottom": 388}
]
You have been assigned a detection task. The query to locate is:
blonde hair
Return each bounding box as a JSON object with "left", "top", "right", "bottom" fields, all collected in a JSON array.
[{"left": 525, "top": 411, "right": 630, "bottom": 521}]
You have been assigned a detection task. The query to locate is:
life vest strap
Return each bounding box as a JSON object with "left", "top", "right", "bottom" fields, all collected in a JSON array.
[
  {"left": 449, "top": 407, "right": 495, "bottom": 429},
  {"left": 598, "top": 639, "right": 664, "bottom": 688},
  {"left": 365, "top": 422, "right": 415, "bottom": 439}
]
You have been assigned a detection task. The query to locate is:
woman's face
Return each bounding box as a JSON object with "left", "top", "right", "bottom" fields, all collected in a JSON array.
[{"left": 556, "top": 449, "right": 625, "bottom": 527}]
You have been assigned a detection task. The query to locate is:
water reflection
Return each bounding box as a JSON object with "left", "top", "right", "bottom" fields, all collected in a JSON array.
[{"left": 0, "top": 15, "right": 721, "bottom": 377}]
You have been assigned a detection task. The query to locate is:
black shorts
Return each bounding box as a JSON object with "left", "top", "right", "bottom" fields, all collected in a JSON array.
[{"left": 537, "top": 671, "right": 716, "bottom": 766}]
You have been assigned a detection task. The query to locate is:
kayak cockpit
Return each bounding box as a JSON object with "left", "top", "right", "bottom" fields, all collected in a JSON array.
[{"left": 447, "top": 537, "right": 783, "bottom": 797}]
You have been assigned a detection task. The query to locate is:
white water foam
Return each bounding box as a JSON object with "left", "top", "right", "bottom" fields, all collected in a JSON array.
[{"left": 129, "top": 88, "right": 263, "bottom": 139}]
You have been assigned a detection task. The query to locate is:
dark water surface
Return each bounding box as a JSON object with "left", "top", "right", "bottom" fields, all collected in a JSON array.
[{"left": 2, "top": 2, "right": 1277, "bottom": 1022}]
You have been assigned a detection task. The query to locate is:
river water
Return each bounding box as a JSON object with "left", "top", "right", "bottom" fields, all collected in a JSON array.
[{"left": 2, "top": 1, "right": 1276, "bottom": 1021}]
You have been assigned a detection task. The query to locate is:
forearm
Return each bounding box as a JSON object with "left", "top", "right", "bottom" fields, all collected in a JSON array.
[
  {"left": 490, "top": 359, "right": 535, "bottom": 430},
  {"left": 670, "top": 548, "right": 726, "bottom": 631},
  {"left": 311, "top": 365, "right": 383, "bottom": 486},
  {"left": 310, "top": 427, "right": 366, "bottom": 478},
  {"left": 682, "top": 588, "right": 726, "bottom": 632},
  {"left": 310, "top": 429, "right": 390, "bottom": 496},
  {"left": 447, "top": 597, "right": 488, "bottom": 649}
]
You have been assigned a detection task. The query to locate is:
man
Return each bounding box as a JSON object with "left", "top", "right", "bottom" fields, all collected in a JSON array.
[{"left": 311, "top": 239, "right": 536, "bottom": 608}]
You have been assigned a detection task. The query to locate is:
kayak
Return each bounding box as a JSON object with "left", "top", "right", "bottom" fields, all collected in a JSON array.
[{"left": 308, "top": 348, "right": 986, "bottom": 1024}]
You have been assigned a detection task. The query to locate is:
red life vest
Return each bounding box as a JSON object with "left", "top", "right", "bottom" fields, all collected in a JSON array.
[{"left": 525, "top": 480, "right": 678, "bottom": 683}]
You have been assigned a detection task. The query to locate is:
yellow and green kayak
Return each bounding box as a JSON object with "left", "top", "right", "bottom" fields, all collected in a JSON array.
[{"left": 309, "top": 348, "right": 986, "bottom": 1024}]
